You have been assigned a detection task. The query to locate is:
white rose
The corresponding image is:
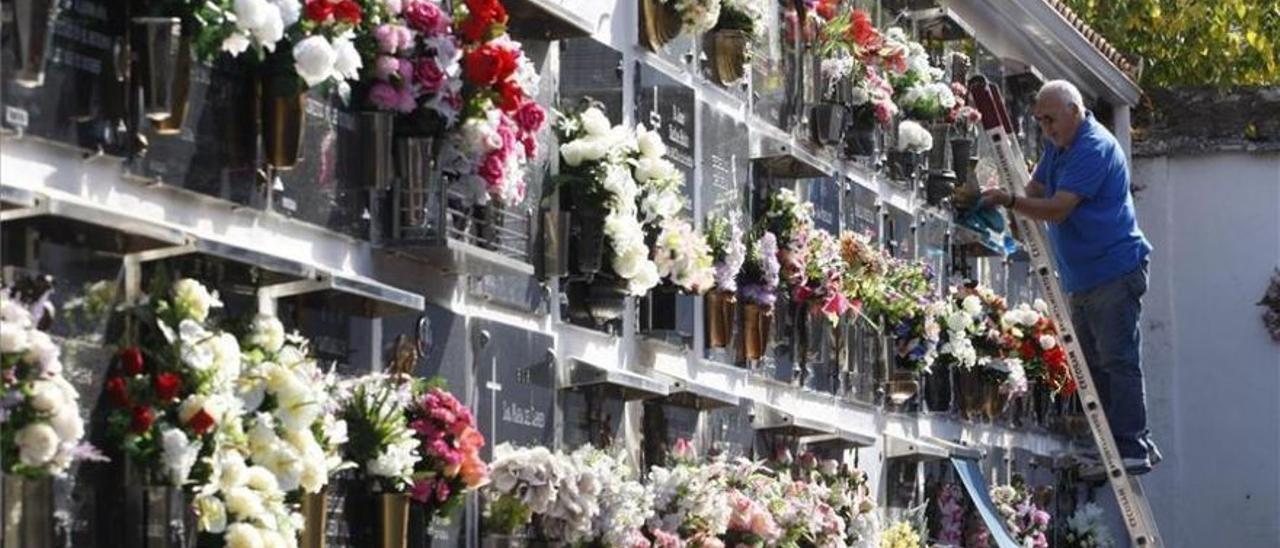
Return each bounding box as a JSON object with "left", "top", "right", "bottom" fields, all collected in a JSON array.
[
  {"left": 962, "top": 295, "right": 983, "bottom": 315},
  {"left": 212, "top": 332, "right": 242, "bottom": 379},
  {"left": 160, "top": 427, "right": 202, "bottom": 486},
  {"left": 632, "top": 157, "right": 677, "bottom": 184},
  {"left": 259, "top": 529, "right": 287, "bottom": 548},
  {"left": 50, "top": 410, "right": 84, "bottom": 443},
  {"left": 331, "top": 34, "right": 363, "bottom": 82},
  {"left": 179, "top": 395, "right": 210, "bottom": 424},
  {"left": 215, "top": 449, "right": 250, "bottom": 492},
  {"left": 271, "top": 0, "right": 300, "bottom": 26},
  {"left": 628, "top": 260, "right": 660, "bottom": 296},
  {"left": 246, "top": 465, "right": 280, "bottom": 492},
  {"left": 1034, "top": 299, "right": 1049, "bottom": 314},
  {"left": 1039, "top": 335, "right": 1057, "bottom": 349},
  {"left": 636, "top": 126, "right": 667, "bottom": 159},
  {"left": 15, "top": 423, "right": 59, "bottom": 466},
  {"left": 225, "top": 522, "right": 264, "bottom": 548},
  {"left": 225, "top": 486, "right": 266, "bottom": 518},
  {"left": 264, "top": 444, "right": 304, "bottom": 492},
  {"left": 643, "top": 189, "right": 683, "bottom": 221},
  {"left": 28, "top": 380, "right": 67, "bottom": 414},
  {"left": 579, "top": 107, "right": 612, "bottom": 137},
  {"left": 292, "top": 36, "right": 338, "bottom": 88},
  {"left": 0, "top": 299, "right": 31, "bottom": 325},
  {"left": 234, "top": 0, "right": 271, "bottom": 32},
  {"left": 221, "top": 33, "right": 252, "bottom": 56},
  {"left": 249, "top": 314, "right": 286, "bottom": 353},
  {"left": 1, "top": 322, "right": 29, "bottom": 353},
  {"left": 299, "top": 459, "right": 327, "bottom": 494},
  {"left": 558, "top": 139, "right": 589, "bottom": 167},
  {"left": 194, "top": 494, "right": 228, "bottom": 533},
  {"left": 253, "top": 3, "right": 285, "bottom": 49},
  {"left": 611, "top": 244, "right": 645, "bottom": 279},
  {"left": 173, "top": 279, "right": 220, "bottom": 323},
  {"left": 23, "top": 330, "right": 60, "bottom": 372}
]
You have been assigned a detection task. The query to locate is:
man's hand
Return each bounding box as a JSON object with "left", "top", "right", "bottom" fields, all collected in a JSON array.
[{"left": 980, "top": 187, "right": 1012, "bottom": 209}]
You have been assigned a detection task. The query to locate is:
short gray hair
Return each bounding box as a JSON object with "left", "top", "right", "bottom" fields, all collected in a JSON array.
[{"left": 1037, "top": 80, "right": 1084, "bottom": 112}]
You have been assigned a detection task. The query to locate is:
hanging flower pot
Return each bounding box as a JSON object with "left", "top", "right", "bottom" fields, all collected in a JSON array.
[
  {"left": 1, "top": 474, "right": 54, "bottom": 548},
  {"left": 982, "top": 379, "right": 1006, "bottom": 421},
  {"left": 705, "top": 29, "right": 750, "bottom": 85},
  {"left": 151, "top": 33, "right": 194, "bottom": 136},
  {"left": 640, "top": 0, "right": 683, "bottom": 51},
  {"left": 925, "top": 170, "right": 957, "bottom": 206},
  {"left": 809, "top": 103, "right": 847, "bottom": 146},
  {"left": 887, "top": 370, "right": 920, "bottom": 406},
  {"left": 567, "top": 184, "right": 607, "bottom": 275},
  {"left": 705, "top": 290, "right": 735, "bottom": 349},
  {"left": 843, "top": 113, "right": 877, "bottom": 158},
  {"left": 950, "top": 138, "right": 973, "bottom": 185},
  {"left": 379, "top": 493, "right": 410, "bottom": 548},
  {"left": 12, "top": 0, "right": 59, "bottom": 88},
  {"left": 926, "top": 123, "right": 951, "bottom": 170},
  {"left": 132, "top": 17, "right": 184, "bottom": 121},
  {"left": 260, "top": 69, "right": 306, "bottom": 170},
  {"left": 741, "top": 302, "right": 772, "bottom": 361},
  {"left": 300, "top": 488, "right": 328, "bottom": 548},
  {"left": 923, "top": 364, "right": 952, "bottom": 412}
]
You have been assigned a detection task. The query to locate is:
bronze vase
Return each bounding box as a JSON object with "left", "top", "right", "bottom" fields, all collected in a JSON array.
[
  {"left": 705, "top": 290, "right": 735, "bottom": 349},
  {"left": 640, "top": 0, "right": 683, "bottom": 51},
  {"left": 887, "top": 370, "right": 920, "bottom": 406},
  {"left": 741, "top": 302, "right": 772, "bottom": 361},
  {"left": 705, "top": 29, "right": 750, "bottom": 85},
  {"left": 379, "top": 493, "right": 410, "bottom": 548},
  {"left": 151, "top": 34, "right": 193, "bottom": 135},
  {"left": 132, "top": 17, "right": 184, "bottom": 121},
  {"left": 261, "top": 75, "right": 306, "bottom": 170},
  {"left": 1, "top": 474, "right": 53, "bottom": 548},
  {"left": 299, "top": 488, "right": 328, "bottom": 548}
]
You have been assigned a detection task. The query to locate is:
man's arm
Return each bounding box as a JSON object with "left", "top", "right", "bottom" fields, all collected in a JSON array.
[
  {"left": 1026, "top": 179, "right": 1046, "bottom": 198},
  {"left": 981, "top": 186, "right": 1081, "bottom": 223}
]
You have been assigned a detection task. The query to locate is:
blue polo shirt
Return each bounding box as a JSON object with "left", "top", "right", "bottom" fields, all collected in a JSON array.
[{"left": 1032, "top": 113, "right": 1151, "bottom": 293}]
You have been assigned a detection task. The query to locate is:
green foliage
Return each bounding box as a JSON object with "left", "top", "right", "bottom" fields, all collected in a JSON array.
[{"left": 1063, "top": 0, "right": 1280, "bottom": 87}]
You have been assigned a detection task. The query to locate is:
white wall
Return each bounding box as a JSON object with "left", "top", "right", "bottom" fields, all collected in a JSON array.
[{"left": 1130, "top": 151, "right": 1280, "bottom": 548}]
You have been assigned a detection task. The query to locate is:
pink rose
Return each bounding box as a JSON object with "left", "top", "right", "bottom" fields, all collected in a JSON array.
[
  {"left": 369, "top": 82, "right": 404, "bottom": 111},
  {"left": 409, "top": 478, "right": 435, "bottom": 503},
  {"left": 521, "top": 135, "right": 537, "bottom": 158},
  {"left": 373, "top": 24, "right": 411, "bottom": 54},
  {"left": 478, "top": 151, "right": 505, "bottom": 186},
  {"left": 414, "top": 58, "right": 446, "bottom": 94},
  {"left": 403, "top": 0, "right": 450, "bottom": 35},
  {"left": 514, "top": 101, "right": 545, "bottom": 133},
  {"left": 375, "top": 55, "right": 400, "bottom": 80}
]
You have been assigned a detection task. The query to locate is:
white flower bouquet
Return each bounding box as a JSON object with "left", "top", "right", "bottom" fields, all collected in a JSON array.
[
  {"left": 652, "top": 219, "right": 716, "bottom": 294},
  {"left": 1, "top": 286, "right": 94, "bottom": 477},
  {"left": 191, "top": 445, "right": 303, "bottom": 547},
  {"left": 705, "top": 212, "right": 746, "bottom": 293},
  {"left": 483, "top": 443, "right": 604, "bottom": 544},
  {"left": 338, "top": 373, "right": 420, "bottom": 491},
  {"left": 238, "top": 314, "right": 350, "bottom": 495},
  {"left": 896, "top": 119, "right": 934, "bottom": 153},
  {"left": 664, "top": 0, "right": 722, "bottom": 35},
  {"left": 1065, "top": 502, "right": 1116, "bottom": 548}
]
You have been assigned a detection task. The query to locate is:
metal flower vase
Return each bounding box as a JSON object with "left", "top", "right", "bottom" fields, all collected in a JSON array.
[
  {"left": 810, "top": 103, "right": 847, "bottom": 146},
  {"left": 705, "top": 290, "right": 735, "bottom": 349},
  {"left": 260, "top": 73, "right": 306, "bottom": 170},
  {"left": 1, "top": 474, "right": 54, "bottom": 548},
  {"left": 741, "top": 302, "right": 772, "bottom": 362},
  {"left": 640, "top": 0, "right": 683, "bottom": 51},
  {"left": 705, "top": 29, "right": 750, "bottom": 85},
  {"left": 380, "top": 493, "right": 410, "bottom": 548},
  {"left": 151, "top": 34, "right": 194, "bottom": 136},
  {"left": 12, "top": 0, "right": 60, "bottom": 88},
  {"left": 132, "top": 17, "right": 185, "bottom": 121},
  {"left": 299, "top": 488, "right": 328, "bottom": 548}
]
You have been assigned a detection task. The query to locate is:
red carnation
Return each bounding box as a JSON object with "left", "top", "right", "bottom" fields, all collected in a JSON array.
[
  {"left": 106, "top": 377, "right": 130, "bottom": 408},
  {"left": 1019, "top": 339, "right": 1038, "bottom": 361},
  {"left": 464, "top": 43, "right": 519, "bottom": 88},
  {"left": 816, "top": 0, "right": 838, "bottom": 20},
  {"left": 334, "top": 0, "right": 362, "bottom": 24},
  {"left": 459, "top": 14, "right": 493, "bottom": 43},
  {"left": 187, "top": 408, "right": 216, "bottom": 436},
  {"left": 465, "top": 0, "right": 508, "bottom": 30},
  {"left": 130, "top": 405, "right": 155, "bottom": 434},
  {"left": 305, "top": 0, "right": 334, "bottom": 23},
  {"left": 495, "top": 79, "right": 524, "bottom": 112},
  {"left": 121, "top": 347, "right": 145, "bottom": 376},
  {"left": 153, "top": 373, "right": 182, "bottom": 402}
]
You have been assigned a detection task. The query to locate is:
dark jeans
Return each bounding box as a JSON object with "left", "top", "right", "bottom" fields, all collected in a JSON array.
[{"left": 1070, "top": 260, "right": 1157, "bottom": 461}]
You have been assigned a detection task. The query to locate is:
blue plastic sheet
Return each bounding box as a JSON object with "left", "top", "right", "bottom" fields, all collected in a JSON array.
[{"left": 951, "top": 457, "right": 1021, "bottom": 548}]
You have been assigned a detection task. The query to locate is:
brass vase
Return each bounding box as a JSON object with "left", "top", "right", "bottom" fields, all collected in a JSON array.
[
  {"left": 887, "top": 370, "right": 920, "bottom": 406},
  {"left": 152, "top": 34, "right": 194, "bottom": 135},
  {"left": 705, "top": 290, "right": 735, "bottom": 349},
  {"left": 983, "top": 379, "right": 1005, "bottom": 421},
  {"left": 705, "top": 29, "right": 750, "bottom": 85},
  {"left": 741, "top": 302, "right": 771, "bottom": 361},
  {"left": 379, "top": 493, "right": 410, "bottom": 548},
  {"left": 640, "top": 0, "right": 683, "bottom": 51},
  {"left": 299, "top": 489, "right": 328, "bottom": 548},
  {"left": 261, "top": 75, "right": 306, "bottom": 170},
  {"left": 132, "top": 17, "right": 184, "bottom": 121},
  {"left": 2, "top": 474, "right": 53, "bottom": 548}
]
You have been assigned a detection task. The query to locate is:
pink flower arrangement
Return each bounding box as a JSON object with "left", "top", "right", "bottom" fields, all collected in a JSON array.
[
  {"left": 367, "top": 0, "right": 463, "bottom": 125},
  {"left": 937, "top": 483, "right": 966, "bottom": 547},
  {"left": 440, "top": 1, "right": 546, "bottom": 207},
  {"left": 406, "top": 385, "right": 489, "bottom": 522}
]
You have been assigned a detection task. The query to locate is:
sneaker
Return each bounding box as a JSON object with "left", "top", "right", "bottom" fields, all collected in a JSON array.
[
  {"left": 1079, "top": 457, "right": 1152, "bottom": 480},
  {"left": 1144, "top": 438, "right": 1164, "bottom": 466}
]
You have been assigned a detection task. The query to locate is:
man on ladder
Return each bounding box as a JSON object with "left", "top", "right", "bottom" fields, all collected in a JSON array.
[{"left": 980, "top": 80, "right": 1161, "bottom": 478}]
